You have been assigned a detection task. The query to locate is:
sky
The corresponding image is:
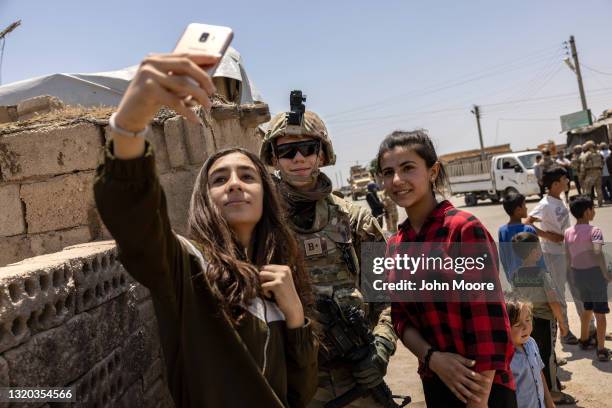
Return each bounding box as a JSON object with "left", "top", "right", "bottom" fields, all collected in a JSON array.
[{"left": 2, "top": 0, "right": 612, "bottom": 187}]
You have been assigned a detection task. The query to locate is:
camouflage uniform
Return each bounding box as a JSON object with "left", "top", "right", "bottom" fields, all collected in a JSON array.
[
  {"left": 261, "top": 111, "right": 398, "bottom": 408},
  {"left": 570, "top": 147, "right": 583, "bottom": 194},
  {"left": 581, "top": 141, "right": 604, "bottom": 207},
  {"left": 540, "top": 152, "right": 555, "bottom": 173},
  {"left": 381, "top": 191, "right": 399, "bottom": 233}
]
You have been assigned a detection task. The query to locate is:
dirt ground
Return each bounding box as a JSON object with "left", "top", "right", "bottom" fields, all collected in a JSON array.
[{"left": 352, "top": 192, "right": 612, "bottom": 407}]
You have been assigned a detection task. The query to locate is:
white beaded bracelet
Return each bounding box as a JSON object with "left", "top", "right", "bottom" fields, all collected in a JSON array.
[{"left": 109, "top": 112, "right": 150, "bottom": 138}]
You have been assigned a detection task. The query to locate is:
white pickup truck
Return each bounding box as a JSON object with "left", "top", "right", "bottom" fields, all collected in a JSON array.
[{"left": 447, "top": 151, "right": 541, "bottom": 206}]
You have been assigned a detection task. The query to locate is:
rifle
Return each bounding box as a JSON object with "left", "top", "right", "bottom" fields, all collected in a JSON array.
[{"left": 316, "top": 297, "right": 410, "bottom": 408}]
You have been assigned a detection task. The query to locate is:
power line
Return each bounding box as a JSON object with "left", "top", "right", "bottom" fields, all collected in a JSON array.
[
  {"left": 481, "top": 86, "right": 612, "bottom": 108},
  {"left": 327, "top": 52, "right": 567, "bottom": 126},
  {"left": 582, "top": 64, "right": 612, "bottom": 76},
  {"left": 323, "top": 46, "right": 564, "bottom": 120}
]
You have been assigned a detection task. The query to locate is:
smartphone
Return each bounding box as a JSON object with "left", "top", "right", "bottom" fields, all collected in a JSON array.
[{"left": 173, "top": 23, "right": 233, "bottom": 76}]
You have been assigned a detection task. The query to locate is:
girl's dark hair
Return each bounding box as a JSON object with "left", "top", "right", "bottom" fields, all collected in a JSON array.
[
  {"left": 504, "top": 295, "right": 532, "bottom": 326},
  {"left": 375, "top": 129, "right": 449, "bottom": 196},
  {"left": 187, "top": 147, "right": 313, "bottom": 325}
]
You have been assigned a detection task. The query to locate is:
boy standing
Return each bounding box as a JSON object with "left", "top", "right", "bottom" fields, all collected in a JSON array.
[
  {"left": 565, "top": 195, "right": 612, "bottom": 361},
  {"left": 498, "top": 192, "right": 544, "bottom": 282},
  {"left": 511, "top": 232, "right": 572, "bottom": 404},
  {"left": 526, "top": 167, "right": 584, "bottom": 345}
]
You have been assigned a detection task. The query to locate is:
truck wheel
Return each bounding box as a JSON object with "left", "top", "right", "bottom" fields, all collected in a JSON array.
[{"left": 465, "top": 194, "right": 477, "bottom": 207}]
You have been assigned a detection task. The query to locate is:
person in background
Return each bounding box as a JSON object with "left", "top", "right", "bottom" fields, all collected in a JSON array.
[
  {"left": 526, "top": 167, "right": 585, "bottom": 346},
  {"left": 580, "top": 141, "right": 604, "bottom": 208},
  {"left": 606, "top": 144, "right": 612, "bottom": 200},
  {"left": 365, "top": 182, "right": 385, "bottom": 227},
  {"left": 555, "top": 150, "right": 571, "bottom": 202},
  {"left": 565, "top": 195, "right": 612, "bottom": 361},
  {"left": 534, "top": 155, "right": 545, "bottom": 199},
  {"left": 382, "top": 189, "right": 399, "bottom": 233},
  {"left": 510, "top": 233, "right": 572, "bottom": 405},
  {"left": 599, "top": 142, "right": 611, "bottom": 203},
  {"left": 498, "top": 192, "right": 545, "bottom": 282},
  {"left": 540, "top": 149, "right": 555, "bottom": 173},
  {"left": 569, "top": 146, "right": 583, "bottom": 195}
]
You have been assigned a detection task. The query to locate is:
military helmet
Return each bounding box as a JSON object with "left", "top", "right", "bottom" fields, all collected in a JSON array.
[
  {"left": 583, "top": 140, "right": 596, "bottom": 150},
  {"left": 260, "top": 110, "right": 336, "bottom": 167},
  {"left": 599, "top": 142, "right": 608, "bottom": 149},
  {"left": 572, "top": 145, "right": 582, "bottom": 153}
]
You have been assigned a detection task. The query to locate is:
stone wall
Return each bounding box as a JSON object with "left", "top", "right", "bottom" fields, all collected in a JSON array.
[
  {"left": 0, "top": 103, "right": 270, "bottom": 266},
  {"left": 0, "top": 241, "right": 171, "bottom": 407}
]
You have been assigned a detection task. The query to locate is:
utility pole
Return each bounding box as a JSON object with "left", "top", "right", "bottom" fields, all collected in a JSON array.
[
  {"left": 471, "top": 105, "right": 486, "bottom": 161},
  {"left": 0, "top": 20, "right": 22, "bottom": 85},
  {"left": 568, "top": 35, "right": 588, "bottom": 114}
]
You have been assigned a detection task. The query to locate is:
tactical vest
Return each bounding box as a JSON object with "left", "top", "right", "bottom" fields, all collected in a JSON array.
[
  {"left": 584, "top": 151, "right": 603, "bottom": 171},
  {"left": 290, "top": 195, "right": 364, "bottom": 311}
]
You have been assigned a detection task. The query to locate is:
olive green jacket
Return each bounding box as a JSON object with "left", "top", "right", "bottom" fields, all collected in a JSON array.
[{"left": 94, "top": 141, "right": 318, "bottom": 408}]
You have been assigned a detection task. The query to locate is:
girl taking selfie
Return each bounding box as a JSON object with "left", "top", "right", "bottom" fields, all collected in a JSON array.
[
  {"left": 377, "top": 130, "right": 516, "bottom": 407},
  {"left": 94, "top": 53, "right": 318, "bottom": 408}
]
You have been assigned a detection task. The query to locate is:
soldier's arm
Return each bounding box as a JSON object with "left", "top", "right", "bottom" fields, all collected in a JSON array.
[{"left": 346, "top": 202, "right": 398, "bottom": 345}]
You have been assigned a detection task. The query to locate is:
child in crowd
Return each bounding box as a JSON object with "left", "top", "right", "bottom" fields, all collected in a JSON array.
[
  {"left": 499, "top": 192, "right": 545, "bottom": 282},
  {"left": 526, "top": 167, "right": 585, "bottom": 345},
  {"left": 565, "top": 195, "right": 612, "bottom": 361},
  {"left": 506, "top": 298, "right": 555, "bottom": 408},
  {"left": 511, "top": 232, "right": 574, "bottom": 405}
]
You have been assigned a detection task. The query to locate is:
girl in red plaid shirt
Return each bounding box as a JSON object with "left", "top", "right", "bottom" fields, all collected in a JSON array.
[{"left": 376, "top": 130, "right": 516, "bottom": 408}]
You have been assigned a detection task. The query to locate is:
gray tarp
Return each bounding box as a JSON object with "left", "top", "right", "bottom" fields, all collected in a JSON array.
[{"left": 0, "top": 47, "right": 262, "bottom": 107}]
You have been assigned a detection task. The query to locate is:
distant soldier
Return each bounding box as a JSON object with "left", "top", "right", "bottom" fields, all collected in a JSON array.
[
  {"left": 600, "top": 142, "right": 612, "bottom": 202},
  {"left": 381, "top": 190, "right": 398, "bottom": 233},
  {"left": 580, "top": 140, "right": 604, "bottom": 207},
  {"left": 570, "top": 145, "right": 583, "bottom": 194},
  {"left": 556, "top": 150, "right": 571, "bottom": 201},
  {"left": 540, "top": 148, "right": 555, "bottom": 173}
]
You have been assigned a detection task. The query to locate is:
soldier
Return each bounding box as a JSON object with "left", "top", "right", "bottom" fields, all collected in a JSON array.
[
  {"left": 260, "top": 93, "right": 398, "bottom": 408},
  {"left": 600, "top": 142, "right": 612, "bottom": 202},
  {"left": 570, "top": 145, "right": 583, "bottom": 194},
  {"left": 580, "top": 140, "right": 604, "bottom": 207},
  {"left": 382, "top": 190, "right": 399, "bottom": 234},
  {"left": 540, "top": 148, "right": 555, "bottom": 173}
]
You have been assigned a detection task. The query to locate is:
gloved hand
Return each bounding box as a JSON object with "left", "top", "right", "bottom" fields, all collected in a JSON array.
[{"left": 352, "top": 335, "right": 395, "bottom": 389}]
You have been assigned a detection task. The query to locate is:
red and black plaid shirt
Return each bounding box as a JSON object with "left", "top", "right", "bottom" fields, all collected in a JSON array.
[{"left": 388, "top": 200, "right": 515, "bottom": 390}]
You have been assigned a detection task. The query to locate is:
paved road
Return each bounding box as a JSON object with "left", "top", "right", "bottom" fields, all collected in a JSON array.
[{"left": 349, "top": 192, "right": 612, "bottom": 407}]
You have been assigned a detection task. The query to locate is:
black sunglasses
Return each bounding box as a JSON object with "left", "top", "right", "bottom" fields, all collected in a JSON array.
[{"left": 275, "top": 140, "right": 320, "bottom": 160}]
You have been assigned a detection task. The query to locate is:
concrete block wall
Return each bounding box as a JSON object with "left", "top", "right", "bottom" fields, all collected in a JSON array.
[
  {"left": 0, "top": 241, "right": 174, "bottom": 407},
  {"left": 0, "top": 102, "right": 270, "bottom": 266}
]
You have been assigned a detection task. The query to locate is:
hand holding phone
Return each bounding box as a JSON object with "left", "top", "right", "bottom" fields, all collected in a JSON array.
[{"left": 173, "top": 24, "right": 233, "bottom": 106}]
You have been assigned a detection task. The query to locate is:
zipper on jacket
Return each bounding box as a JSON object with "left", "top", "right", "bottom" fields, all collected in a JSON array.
[{"left": 262, "top": 299, "right": 270, "bottom": 376}]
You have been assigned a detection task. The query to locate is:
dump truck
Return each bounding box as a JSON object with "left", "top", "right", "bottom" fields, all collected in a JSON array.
[{"left": 348, "top": 165, "right": 373, "bottom": 200}]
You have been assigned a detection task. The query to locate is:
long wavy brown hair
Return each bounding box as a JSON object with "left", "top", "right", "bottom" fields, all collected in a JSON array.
[{"left": 188, "top": 147, "right": 313, "bottom": 325}]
